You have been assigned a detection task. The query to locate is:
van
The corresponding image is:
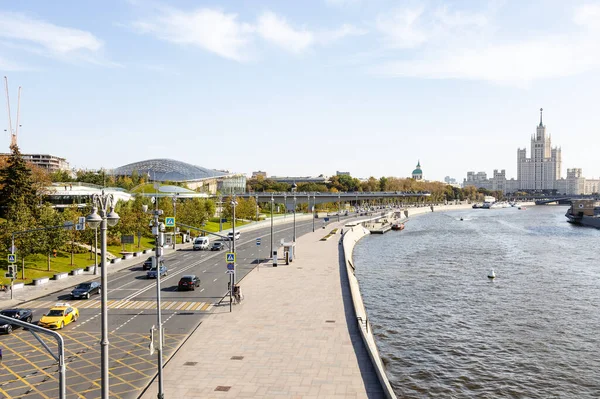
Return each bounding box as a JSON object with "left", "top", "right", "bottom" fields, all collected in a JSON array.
[{"left": 193, "top": 237, "right": 209, "bottom": 250}]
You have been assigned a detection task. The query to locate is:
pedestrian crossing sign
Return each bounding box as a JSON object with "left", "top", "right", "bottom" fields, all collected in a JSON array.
[
  {"left": 165, "top": 217, "right": 175, "bottom": 227},
  {"left": 226, "top": 252, "right": 235, "bottom": 263},
  {"left": 8, "top": 254, "right": 16, "bottom": 263}
]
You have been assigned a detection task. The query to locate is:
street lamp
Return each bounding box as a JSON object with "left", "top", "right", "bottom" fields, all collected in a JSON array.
[
  {"left": 293, "top": 194, "right": 297, "bottom": 242},
  {"left": 86, "top": 191, "right": 120, "bottom": 399},
  {"left": 172, "top": 194, "right": 178, "bottom": 250},
  {"left": 270, "top": 195, "right": 274, "bottom": 256},
  {"left": 338, "top": 194, "right": 341, "bottom": 222},
  {"left": 143, "top": 199, "right": 166, "bottom": 399},
  {"left": 255, "top": 194, "right": 259, "bottom": 224},
  {"left": 231, "top": 196, "right": 238, "bottom": 283},
  {"left": 312, "top": 194, "right": 316, "bottom": 232},
  {"left": 218, "top": 195, "right": 223, "bottom": 232}
]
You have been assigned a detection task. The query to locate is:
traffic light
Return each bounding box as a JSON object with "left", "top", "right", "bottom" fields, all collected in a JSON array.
[{"left": 6, "top": 265, "right": 15, "bottom": 279}]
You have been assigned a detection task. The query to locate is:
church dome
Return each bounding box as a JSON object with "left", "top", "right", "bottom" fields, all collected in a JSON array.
[{"left": 412, "top": 167, "right": 422, "bottom": 175}]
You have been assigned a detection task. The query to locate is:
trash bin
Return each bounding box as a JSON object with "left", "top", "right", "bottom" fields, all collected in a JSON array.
[{"left": 272, "top": 250, "right": 278, "bottom": 267}]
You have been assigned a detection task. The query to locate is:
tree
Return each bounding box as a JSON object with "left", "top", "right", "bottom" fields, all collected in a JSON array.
[
  {"left": 36, "top": 205, "right": 68, "bottom": 271},
  {"left": 2, "top": 199, "right": 36, "bottom": 279},
  {"left": 0, "top": 144, "right": 40, "bottom": 219}
]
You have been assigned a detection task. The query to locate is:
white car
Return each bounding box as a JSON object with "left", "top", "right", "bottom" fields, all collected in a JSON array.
[
  {"left": 193, "top": 237, "right": 210, "bottom": 250},
  {"left": 227, "top": 231, "right": 241, "bottom": 240}
]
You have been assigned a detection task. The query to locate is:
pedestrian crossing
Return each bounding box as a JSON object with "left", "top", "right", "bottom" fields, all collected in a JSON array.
[{"left": 25, "top": 299, "right": 214, "bottom": 312}]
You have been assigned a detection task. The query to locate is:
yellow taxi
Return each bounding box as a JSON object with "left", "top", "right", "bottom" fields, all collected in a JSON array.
[{"left": 38, "top": 303, "right": 79, "bottom": 330}]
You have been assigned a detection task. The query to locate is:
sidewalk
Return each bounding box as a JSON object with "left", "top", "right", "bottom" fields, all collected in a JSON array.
[{"left": 140, "top": 221, "right": 385, "bottom": 399}]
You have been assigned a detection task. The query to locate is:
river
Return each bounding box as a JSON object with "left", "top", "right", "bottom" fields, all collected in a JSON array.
[{"left": 353, "top": 205, "right": 600, "bottom": 398}]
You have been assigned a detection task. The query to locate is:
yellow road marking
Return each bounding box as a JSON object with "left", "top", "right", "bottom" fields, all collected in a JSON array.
[
  {"left": 163, "top": 301, "right": 176, "bottom": 310},
  {"left": 9, "top": 334, "right": 82, "bottom": 398},
  {"left": 201, "top": 302, "right": 212, "bottom": 311}
]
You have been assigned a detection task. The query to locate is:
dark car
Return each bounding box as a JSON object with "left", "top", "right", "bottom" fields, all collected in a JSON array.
[
  {"left": 0, "top": 308, "right": 33, "bottom": 334},
  {"left": 143, "top": 257, "right": 154, "bottom": 270},
  {"left": 210, "top": 242, "right": 224, "bottom": 251},
  {"left": 71, "top": 281, "right": 101, "bottom": 299},
  {"left": 178, "top": 275, "right": 200, "bottom": 291}
]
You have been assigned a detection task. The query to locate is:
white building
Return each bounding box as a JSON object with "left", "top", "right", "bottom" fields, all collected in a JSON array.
[{"left": 517, "top": 108, "right": 562, "bottom": 190}]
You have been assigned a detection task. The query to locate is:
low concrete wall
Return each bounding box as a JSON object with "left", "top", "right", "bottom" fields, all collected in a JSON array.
[
  {"left": 53, "top": 272, "right": 68, "bottom": 280},
  {"left": 134, "top": 251, "right": 143, "bottom": 257},
  {"left": 11, "top": 282, "right": 24, "bottom": 290},
  {"left": 342, "top": 226, "right": 397, "bottom": 399},
  {"left": 85, "top": 266, "right": 95, "bottom": 272},
  {"left": 70, "top": 268, "right": 84, "bottom": 276},
  {"left": 33, "top": 277, "right": 49, "bottom": 286},
  {"left": 110, "top": 258, "right": 121, "bottom": 264},
  {"left": 121, "top": 253, "right": 134, "bottom": 260}
]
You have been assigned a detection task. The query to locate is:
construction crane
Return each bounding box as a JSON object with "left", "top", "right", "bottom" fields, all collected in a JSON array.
[{"left": 4, "top": 76, "right": 21, "bottom": 148}]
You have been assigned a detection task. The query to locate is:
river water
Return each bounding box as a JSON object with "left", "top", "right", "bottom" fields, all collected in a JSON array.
[{"left": 353, "top": 205, "right": 600, "bottom": 398}]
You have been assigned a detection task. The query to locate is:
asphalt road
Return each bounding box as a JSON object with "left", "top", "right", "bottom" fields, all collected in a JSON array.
[{"left": 0, "top": 213, "right": 356, "bottom": 399}]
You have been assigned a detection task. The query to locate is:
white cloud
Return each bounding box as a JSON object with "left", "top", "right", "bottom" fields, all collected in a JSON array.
[
  {"left": 325, "top": 0, "right": 361, "bottom": 6},
  {"left": 371, "top": 4, "right": 600, "bottom": 86},
  {"left": 132, "top": 8, "right": 254, "bottom": 62},
  {"left": 257, "top": 12, "right": 314, "bottom": 54},
  {"left": 376, "top": 6, "right": 428, "bottom": 49},
  {"left": 0, "top": 12, "right": 102, "bottom": 54},
  {"left": 320, "top": 24, "right": 368, "bottom": 44}
]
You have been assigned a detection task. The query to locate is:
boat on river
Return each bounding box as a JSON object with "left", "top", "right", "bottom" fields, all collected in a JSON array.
[
  {"left": 391, "top": 223, "right": 405, "bottom": 231},
  {"left": 565, "top": 200, "right": 600, "bottom": 228}
]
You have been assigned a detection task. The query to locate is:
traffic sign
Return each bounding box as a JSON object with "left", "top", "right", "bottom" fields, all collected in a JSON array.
[
  {"left": 226, "top": 270, "right": 235, "bottom": 275},
  {"left": 227, "top": 263, "right": 235, "bottom": 271},
  {"left": 7, "top": 254, "right": 16, "bottom": 263},
  {"left": 256, "top": 238, "right": 261, "bottom": 246},
  {"left": 226, "top": 252, "right": 235, "bottom": 263},
  {"left": 165, "top": 217, "right": 175, "bottom": 227}
]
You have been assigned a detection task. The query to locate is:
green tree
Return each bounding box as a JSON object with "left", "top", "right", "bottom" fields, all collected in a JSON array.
[
  {"left": 0, "top": 144, "right": 40, "bottom": 219},
  {"left": 36, "top": 205, "right": 68, "bottom": 271}
]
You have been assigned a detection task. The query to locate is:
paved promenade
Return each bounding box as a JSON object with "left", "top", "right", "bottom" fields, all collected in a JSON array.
[{"left": 140, "top": 220, "right": 385, "bottom": 399}]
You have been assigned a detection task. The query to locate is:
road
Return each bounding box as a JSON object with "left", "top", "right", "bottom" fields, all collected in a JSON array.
[{"left": 0, "top": 214, "right": 353, "bottom": 399}]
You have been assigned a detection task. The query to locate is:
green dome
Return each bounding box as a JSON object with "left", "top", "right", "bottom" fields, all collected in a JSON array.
[{"left": 412, "top": 168, "right": 422, "bottom": 175}]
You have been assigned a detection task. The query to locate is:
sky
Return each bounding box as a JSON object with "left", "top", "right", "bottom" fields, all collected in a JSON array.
[{"left": 2, "top": 0, "right": 600, "bottom": 182}]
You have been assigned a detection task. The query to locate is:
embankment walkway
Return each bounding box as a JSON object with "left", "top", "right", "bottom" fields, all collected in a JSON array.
[{"left": 140, "top": 220, "right": 387, "bottom": 399}]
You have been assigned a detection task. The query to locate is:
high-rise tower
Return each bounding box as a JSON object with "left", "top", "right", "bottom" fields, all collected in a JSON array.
[{"left": 517, "top": 108, "right": 562, "bottom": 191}]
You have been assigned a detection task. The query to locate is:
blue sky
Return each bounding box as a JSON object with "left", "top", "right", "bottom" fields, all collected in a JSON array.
[{"left": 2, "top": 0, "right": 600, "bottom": 182}]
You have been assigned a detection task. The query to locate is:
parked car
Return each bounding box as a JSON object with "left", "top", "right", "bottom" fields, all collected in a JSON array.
[
  {"left": 227, "top": 231, "right": 241, "bottom": 240},
  {"left": 193, "top": 237, "right": 210, "bottom": 250},
  {"left": 38, "top": 303, "right": 79, "bottom": 330},
  {"left": 0, "top": 308, "right": 33, "bottom": 334},
  {"left": 210, "top": 242, "right": 224, "bottom": 251},
  {"left": 147, "top": 265, "right": 168, "bottom": 279},
  {"left": 71, "top": 281, "right": 101, "bottom": 299},
  {"left": 143, "top": 257, "right": 154, "bottom": 270},
  {"left": 178, "top": 275, "right": 200, "bottom": 291}
]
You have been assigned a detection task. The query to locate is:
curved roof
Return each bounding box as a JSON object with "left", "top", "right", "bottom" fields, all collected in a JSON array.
[
  {"left": 113, "top": 159, "right": 226, "bottom": 182},
  {"left": 412, "top": 168, "right": 422, "bottom": 175}
]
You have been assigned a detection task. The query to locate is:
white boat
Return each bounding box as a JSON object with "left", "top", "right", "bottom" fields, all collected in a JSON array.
[{"left": 488, "top": 269, "right": 496, "bottom": 279}]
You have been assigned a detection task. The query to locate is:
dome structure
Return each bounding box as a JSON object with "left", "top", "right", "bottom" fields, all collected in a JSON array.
[
  {"left": 412, "top": 160, "right": 423, "bottom": 180},
  {"left": 113, "top": 159, "right": 226, "bottom": 182}
]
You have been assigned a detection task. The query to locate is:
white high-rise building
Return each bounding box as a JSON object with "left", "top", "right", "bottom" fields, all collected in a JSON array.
[{"left": 517, "top": 108, "right": 562, "bottom": 190}]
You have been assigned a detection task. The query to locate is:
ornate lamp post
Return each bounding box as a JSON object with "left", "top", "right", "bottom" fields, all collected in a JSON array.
[
  {"left": 270, "top": 195, "right": 274, "bottom": 256},
  {"left": 86, "top": 192, "right": 120, "bottom": 399}
]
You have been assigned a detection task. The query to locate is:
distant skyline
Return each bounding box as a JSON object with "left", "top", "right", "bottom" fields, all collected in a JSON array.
[{"left": 2, "top": 0, "right": 600, "bottom": 182}]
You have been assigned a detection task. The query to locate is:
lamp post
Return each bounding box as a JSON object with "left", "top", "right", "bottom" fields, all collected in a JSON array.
[
  {"left": 94, "top": 227, "right": 99, "bottom": 275},
  {"left": 312, "top": 194, "right": 316, "bottom": 232},
  {"left": 338, "top": 194, "right": 341, "bottom": 222},
  {"left": 86, "top": 191, "right": 120, "bottom": 399},
  {"left": 218, "top": 195, "right": 223, "bottom": 232},
  {"left": 143, "top": 199, "right": 166, "bottom": 399},
  {"left": 255, "top": 194, "right": 259, "bottom": 224},
  {"left": 283, "top": 193, "right": 287, "bottom": 220},
  {"left": 270, "top": 195, "right": 274, "bottom": 256},
  {"left": 293, "top": 194, "right": 297, "bottom": 242},
  {"left": 172, "top": 194, "right": 177, "bottom": 250},
  {"left": 231, "top": 196, "right": 238, "bottom": 283}
]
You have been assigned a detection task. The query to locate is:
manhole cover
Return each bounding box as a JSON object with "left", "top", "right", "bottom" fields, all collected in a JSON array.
[
  {"left": 230, "top": 356, "right": 244, "bottom": 360},
  {"left": 215, "top": 386, "right": 231, "bottom": 392},
  {"left": 184, "top": 362, "right": 198, "bottom": 366}
]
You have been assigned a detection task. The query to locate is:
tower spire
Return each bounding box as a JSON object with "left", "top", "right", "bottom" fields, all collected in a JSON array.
[{"left": 539, "top": 108, "right": 543, "bottom": 127}]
